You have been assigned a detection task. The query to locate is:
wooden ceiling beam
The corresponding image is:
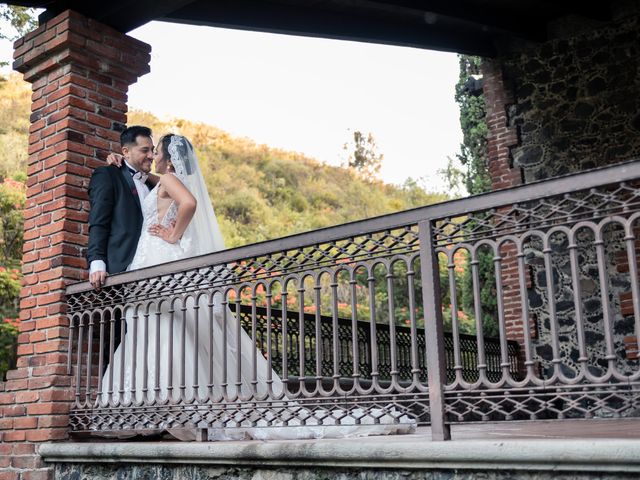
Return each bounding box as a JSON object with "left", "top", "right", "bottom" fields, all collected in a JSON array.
[
  {"left": 9, "top": 0, "right": 616, "bottom": 55},
  {"left": 509, "top": 0, "right": 613, "bottom": 21},
  {"left": 299, "top": 0, "right": 547, "bottom": 41},
  {"left": 165, "top": 0, "right": 500, "bottom": 56},
  {"left": 97, "top": 0, "right": 199, "bottom": 32},
  {"left": 35, "top": 0, "right": 198, "bottom": 32}
]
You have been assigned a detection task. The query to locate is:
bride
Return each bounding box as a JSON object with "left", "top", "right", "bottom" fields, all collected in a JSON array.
[{"left": 101, "top": 134, "right": 415, "bottom": 440}]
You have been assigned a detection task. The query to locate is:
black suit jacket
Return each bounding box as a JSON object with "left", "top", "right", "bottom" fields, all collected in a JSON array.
[{"left": 87, "top": 165, "right": 146, "bottom": 274}]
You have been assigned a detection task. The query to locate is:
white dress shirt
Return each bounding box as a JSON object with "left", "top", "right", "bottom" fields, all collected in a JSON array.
[{"left": 125, "top": 160, "right": 151, "bottom": 201}]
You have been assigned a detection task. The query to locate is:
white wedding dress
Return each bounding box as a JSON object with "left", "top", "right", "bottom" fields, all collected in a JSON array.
[{"left": 100, "top": 136, "right": 415, "bottom": 441}]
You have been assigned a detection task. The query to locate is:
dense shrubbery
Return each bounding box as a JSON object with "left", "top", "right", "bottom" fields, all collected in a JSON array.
[
  {"left": 0, "top": 177, "right": 24, "bottom": 380},
  {"left": 126, "top": 110, "right": 448, "bottom": 248},
  {"left": 0, "top": 265, "right": 21, "bottom": 379},
  {"left": 0, "top": 76, "right": 30, "bottom": 180},
  {"left": 0, "top": 318, "right": 18, "bottom": 380},
  {"left": 0, "top": 284, "right": 19, "bottom": 379},
  {"left": 451, "top": 55, "right": 498, "bottom": 337},
  {"left": 0, "top": 266, "right": 20, "bottom": 317},
  {"left": 0, "top": 178, "right": 26, "bottom": 267}
]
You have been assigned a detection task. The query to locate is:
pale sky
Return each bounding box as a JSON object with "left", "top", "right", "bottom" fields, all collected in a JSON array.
[{"left": 2, "top": 19, "right": 463, "bottom": 192}]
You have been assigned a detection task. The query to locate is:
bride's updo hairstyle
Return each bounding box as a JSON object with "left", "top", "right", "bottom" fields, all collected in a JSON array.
[{"left": 159, "top": 133, "right": 194, "bottom": 175}]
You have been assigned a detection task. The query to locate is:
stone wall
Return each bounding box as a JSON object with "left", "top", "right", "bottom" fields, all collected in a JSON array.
[
  {"left": 505, "top": 5, "right": 640, "bottom": 373},
  {"left": 52, "top": 463, "right": 640, "bottom": 480},
  {"left": 503, "top": 9, "right": 640, "bottom": 182},
  {"left": 483, "top": 4, "right": 640, "bottom": 366},
  {"left": 525, "top": 228, "right": 634, "bottom": 379},
  {"left": 41, "top": 438, "right": 640, "bottom": 480}
]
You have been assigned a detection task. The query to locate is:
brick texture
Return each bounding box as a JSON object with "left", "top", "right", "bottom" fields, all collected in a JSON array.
[
  {"left": 1, "top": 9, "right": 150, "bottom": 479},
  {"left": 481, "top": 59, "right": 521, "bottom": 192},
  {"left": 481, "top": 59, "right": 528, "bottom": 348}
]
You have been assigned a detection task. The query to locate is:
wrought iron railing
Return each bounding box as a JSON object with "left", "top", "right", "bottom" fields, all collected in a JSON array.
[
  {"left": 233, "top": 304, "right": 522, "bottom": 384},
  {"left": 65, "top": 160, "right": 640, "bottom": 440}
]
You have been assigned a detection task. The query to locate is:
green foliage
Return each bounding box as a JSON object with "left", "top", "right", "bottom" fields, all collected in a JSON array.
[
  {"left": 0, "top": 5, "right": 37, "bottom": 67},
  {"left": 451, "top": 54, "right": 499, "bottom": 337},
  {"left": 0, "top": 4, "right": 37, "bottom": 40},
  {"left": 454, "top": 55, "right": 491, "bottom": 196},
  {"left": 0, "top": 74, "right": 452, "bottom": 379},
  {"left": 0, "top": 318, "right": 18, "bottom": 380},
  {"left": 0, "top": 267, "right": 20, "bottom": 318},
  {"left": 439, "top": 157, "right": 466, "bottom": 197},
  {"left": 0, "top": 74, "right": 449, "bottom": 250},
  {"left": 0, "top": 75, "right": 31, "bottom": 179},
  {"left": 0, "top": 178, "right": 24, "bottom": 380},
  {"left": 0, "top": 178, "right": 26, "bottom": 268},
  {"left": 459, "top": 249, "right": 499, "bottom": 337},
  {"left": 126, "top": 110, "right": 448, "bottom": 248},
  {"left": 438, "top": 249, "right": 477, "bottom": 334}
]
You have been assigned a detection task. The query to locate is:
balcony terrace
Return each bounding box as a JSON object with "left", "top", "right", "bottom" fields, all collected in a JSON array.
[
  {"left": 63, "top": 161, "right": 640, "bottom": 443},
  {"left": 4, "top": 1, "right": 640, "bottom": 478}
]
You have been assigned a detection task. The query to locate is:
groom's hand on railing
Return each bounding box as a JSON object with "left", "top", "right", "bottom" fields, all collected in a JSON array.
[{"left": 89, "top": 270, "right": 107, "bottom": 290}]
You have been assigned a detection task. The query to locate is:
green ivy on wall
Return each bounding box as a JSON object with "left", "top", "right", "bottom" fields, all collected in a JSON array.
[{"left": 453, "top": 55, "right": 499, "bottom": 337}]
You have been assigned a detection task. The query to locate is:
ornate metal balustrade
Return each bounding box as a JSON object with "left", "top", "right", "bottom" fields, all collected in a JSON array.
[
  {"left": 65, "top": 161, "right": 640, "bottom": 440},
  {"left": 233, "top": 304, "right": 522, "bottom": 384}
]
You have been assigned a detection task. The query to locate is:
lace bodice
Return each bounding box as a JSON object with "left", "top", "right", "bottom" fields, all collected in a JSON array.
[
  {"left": 128, "top": 182, "right": 183, "bottom": 270},
  {"left": 141, "top": 185, "right": 178, "bottom": 229}
]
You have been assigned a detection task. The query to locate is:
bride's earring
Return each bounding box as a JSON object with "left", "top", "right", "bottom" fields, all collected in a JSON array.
[{"left": 168, "top": 161, "right": 174, "bottom": 172}]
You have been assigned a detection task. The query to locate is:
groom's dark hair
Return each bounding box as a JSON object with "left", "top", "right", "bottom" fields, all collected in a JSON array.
[{"left": 120, "top": 125, "right": 152, "bottom": 147}]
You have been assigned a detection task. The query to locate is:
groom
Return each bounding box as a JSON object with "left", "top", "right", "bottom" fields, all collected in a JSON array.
[{"left": 87, "top": 125, "right": 157, "bottom": 290}]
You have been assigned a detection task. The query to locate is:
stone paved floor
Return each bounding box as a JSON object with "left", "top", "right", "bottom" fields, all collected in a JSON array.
[
  {"left": 445, "top": 418, "right": 640, "bottom": 440},
  {"left": 76, "top": 418, "right": 640, "bottom": 444}
]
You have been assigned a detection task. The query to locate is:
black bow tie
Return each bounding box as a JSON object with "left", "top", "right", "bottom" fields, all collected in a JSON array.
[{"left": 126, "top": 166, "right": 148, "bottom": 183}]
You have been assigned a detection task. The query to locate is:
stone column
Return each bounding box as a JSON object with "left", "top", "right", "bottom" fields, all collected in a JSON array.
[{"left": 0, "top": 10, "right": 150, "bottom": 479}]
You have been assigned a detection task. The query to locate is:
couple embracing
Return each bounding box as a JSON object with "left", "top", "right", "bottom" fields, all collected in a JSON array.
[
  {"left": 86, "top": 126, "right": 414, "bottom": 441},
  {"left": 87, "top": 125, "right": 223, "bottom": 284}
]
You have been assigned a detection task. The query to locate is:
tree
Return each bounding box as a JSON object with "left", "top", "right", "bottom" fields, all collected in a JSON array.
[
  {"left": 343, "top": 130, "right": 383, "bottom": 182},
  {"left": 0, "top": 177, "right": 23, "bottom": 380},
  {"left": 0, "top": 5, "right": 37, "bottom": 67},
  {"left": 0, "top": 5, "right": 33, "bottom": 376},
  {"left": 450, "top": 54, "right": 499, "bottom": 337},
  {"left": 0, "top": 316, "right": 17, "bottom": 380},
  {"left": 0, "top": 73, "right": 31, "bottom": 179},
  {"left": 439, "top": 156, "right": 467, "bottom": 198},
  {"left": 454, "top": 55, "right": 491, "bottom": 195},
  {"left": 0, "top": 178, "right": 25, "bottom": 268},
  {"left": 0, "top": 4, "right": 37, "bottom": 40}
]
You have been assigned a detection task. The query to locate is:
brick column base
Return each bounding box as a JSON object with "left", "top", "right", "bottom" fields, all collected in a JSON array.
[{"left": 0, "top": 10, "right": 150, "bottom": 479}]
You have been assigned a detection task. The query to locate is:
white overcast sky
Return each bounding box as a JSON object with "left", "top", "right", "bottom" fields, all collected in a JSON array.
[{"left": 2, "top": 19, "right": 463, "bottom": 191}]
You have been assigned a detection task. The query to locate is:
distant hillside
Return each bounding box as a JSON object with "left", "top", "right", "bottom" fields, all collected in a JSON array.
[
  {"left": 0, "top": 74, "right": 448, "bottom": 247},
  {"left": 0, "top": 74, "right": 30, "bottom": 182}
]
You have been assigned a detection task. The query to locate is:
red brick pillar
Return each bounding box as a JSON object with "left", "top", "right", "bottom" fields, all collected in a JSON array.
[
  {"left": 481, "top": 59, "right": 529, "bottom": 348},
  {"left": 481, "top": 59, "right": 521, "bottom": 191},
  {"left": 0, "top": 10, "right": 150, "bottom": 479}
]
